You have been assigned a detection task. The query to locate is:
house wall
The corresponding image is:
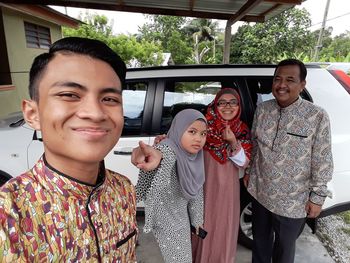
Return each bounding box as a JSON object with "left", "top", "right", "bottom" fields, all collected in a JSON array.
[{"left": 0, "top": 7, "right": 63, "bottom": 117}]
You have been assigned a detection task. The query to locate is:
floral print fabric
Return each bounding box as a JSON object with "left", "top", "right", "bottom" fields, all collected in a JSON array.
[{"left": 0, "top": 157, "right": 137, "bottom": 262}]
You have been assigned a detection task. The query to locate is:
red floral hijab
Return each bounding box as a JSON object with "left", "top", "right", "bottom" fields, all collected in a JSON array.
[{"left": 204, "top": 88, "right": 252, "bottom": 164}]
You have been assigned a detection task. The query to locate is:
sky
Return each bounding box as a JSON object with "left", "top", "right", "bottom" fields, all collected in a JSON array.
[{"left": 52, "top": 0, "right": 350, "bottom": 37}]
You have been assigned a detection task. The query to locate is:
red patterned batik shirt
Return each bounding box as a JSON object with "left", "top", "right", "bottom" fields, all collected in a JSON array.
[{"left": 0, "top": 157, "right": 137, "bottom": 262}]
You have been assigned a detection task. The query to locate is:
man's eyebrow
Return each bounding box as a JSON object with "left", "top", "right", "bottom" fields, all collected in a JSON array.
[
  {"left": 101, "top": 87, "right": 122, "bottom": 95},
  {"left": 51, "top": 81, "right": 122, "bottom": 95},
  {"left": 52, "top": 81, "right": 87, "bottom": 90}
]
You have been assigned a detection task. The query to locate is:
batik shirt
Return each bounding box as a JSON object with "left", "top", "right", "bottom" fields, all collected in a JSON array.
[
  {"left": 247, "top": 98, "right": 333, "bottom": 218},
  {"left": 0, "top": 157, "right": 137, "bottom": 262}
]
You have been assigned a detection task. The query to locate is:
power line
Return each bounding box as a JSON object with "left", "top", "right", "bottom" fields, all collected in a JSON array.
[{"left": 310, "top": 12, "right": 350, "bottom": 27}]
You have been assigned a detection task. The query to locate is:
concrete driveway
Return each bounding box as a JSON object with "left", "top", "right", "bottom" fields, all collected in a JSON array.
[{"left": 136, "top": 215, "right": 334, "bottom": 263}]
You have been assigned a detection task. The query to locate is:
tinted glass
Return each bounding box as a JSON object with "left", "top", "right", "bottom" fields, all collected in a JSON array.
[
  {"left": 122, "top": 82, "right": 147, "bottom": 135},
  {"left": 160, "top": 81, "right": 219, "bottom": 133}
]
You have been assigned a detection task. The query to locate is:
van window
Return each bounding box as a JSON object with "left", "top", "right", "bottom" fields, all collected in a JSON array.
[
  {"left": 246, "top": 76, "right": 312, "bottom": 108},
  {"left": 122, "top": 82, "right": 147, "bottom": 135},
  {"left": 160, "top": 81, "right": 218, "bottom": 133}
]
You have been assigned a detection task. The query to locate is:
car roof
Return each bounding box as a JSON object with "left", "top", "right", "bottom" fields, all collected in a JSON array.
[
  {"left": 127, "top": 63, "right": 322, "bottom": 72},
  {"left": 126, "top": 64, "right": 322, "bottom": 79}
]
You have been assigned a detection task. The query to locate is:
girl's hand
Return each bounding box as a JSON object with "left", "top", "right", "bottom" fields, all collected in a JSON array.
[
  {"left": 153, "top": 134, "right": 167, "bottom": 145},
  {"left": 131, "top": 141, "right": 162, "bottom": 171}
]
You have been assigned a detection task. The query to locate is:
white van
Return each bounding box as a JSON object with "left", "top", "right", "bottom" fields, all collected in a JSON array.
[{"left": 1, "top": 64, "right": 350, "bottom": 248}]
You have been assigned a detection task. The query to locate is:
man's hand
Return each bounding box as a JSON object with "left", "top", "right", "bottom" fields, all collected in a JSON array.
[
  {"left": 305, "top": 201, "right": 322, "bottom": 218},
  {"left": 131, "top": 141, "right": 162, "bottom": 171},
  {"left": 243, "top": 174, "right": 250, "bottom": 188}
]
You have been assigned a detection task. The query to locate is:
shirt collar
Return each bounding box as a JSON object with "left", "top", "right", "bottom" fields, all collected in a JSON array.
[
  {"left": 275, "top": 97, "right": 302, "bottom": 112},
  {"left": 31, "top": 156, "right": 106, "bottom": 200}
]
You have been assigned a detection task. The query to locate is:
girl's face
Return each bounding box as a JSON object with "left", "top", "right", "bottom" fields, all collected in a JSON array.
[
  {"left": 181, "top": 120, "right": 207, "bottom": 154},
  {"left": 216, "top": 93, "right": 239, "bottom": 121}
]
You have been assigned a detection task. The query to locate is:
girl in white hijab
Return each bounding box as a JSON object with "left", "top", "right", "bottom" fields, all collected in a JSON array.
[{"left": 136, "top": 109, "right": 207, "bottom": 263}]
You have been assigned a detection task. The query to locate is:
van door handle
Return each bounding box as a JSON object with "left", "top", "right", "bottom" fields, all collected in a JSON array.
[{"left": 114, "top": 147, "right": 133, "bottom": 155}]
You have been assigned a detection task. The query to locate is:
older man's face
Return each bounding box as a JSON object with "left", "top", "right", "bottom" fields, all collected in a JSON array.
[{"left": 272, "top": 65, "right": 306, "bottom": 108}]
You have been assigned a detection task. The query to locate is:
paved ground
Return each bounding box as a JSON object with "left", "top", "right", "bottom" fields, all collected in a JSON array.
[{"left": 136, "top": 215, "right": 334, "bottom": 263}]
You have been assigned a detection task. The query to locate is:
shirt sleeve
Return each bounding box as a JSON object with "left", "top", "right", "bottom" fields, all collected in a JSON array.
[
  {"left": 309, "top": 110, "right": 333, "bottom": 206},
  {"left": 246, "top": 106, "right": 260, "bottom": 176},
  {"left": 0, "top": 193, "right": 21, "bottom": 261},
  {"left": 136, "top": 144, "right": 174, "bottom": 202},
  {"left": 188, "top": 187, "right": 204, "bottom": 228},
  {"left": 229, "top": 146, "right": 247, "bottom": 167}
]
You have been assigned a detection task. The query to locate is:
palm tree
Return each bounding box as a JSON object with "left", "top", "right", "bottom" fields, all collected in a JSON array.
[{"left": 184, "top": 18, "right": 220, "bottom": 63}]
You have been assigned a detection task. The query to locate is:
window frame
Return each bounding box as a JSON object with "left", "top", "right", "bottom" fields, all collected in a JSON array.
[{"left": 24, "top": 21, "right": 51, "bottom": 49}]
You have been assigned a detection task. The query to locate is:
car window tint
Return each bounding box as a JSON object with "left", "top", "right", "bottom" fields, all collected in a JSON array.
[
  {"left": 122, "top": 82, "right": 147, "bottom": 136},
  {"left": 160, "top": 81, "right": 218, "bottom": 133},
  {"left": 246, "top": 77, "right": 273, "bottom": 108}
]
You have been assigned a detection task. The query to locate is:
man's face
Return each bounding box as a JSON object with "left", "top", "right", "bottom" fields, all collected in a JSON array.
[
  {"left": 272, "top": 65, "right": 306, "bottom": 108},
  {"left": 23, "top": 53, "right": 124, "bottom": 168}
]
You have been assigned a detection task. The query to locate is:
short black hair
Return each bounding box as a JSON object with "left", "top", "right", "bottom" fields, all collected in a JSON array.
[
  {"left": 274, "top": 59, "right": 307, "bottom": 81},
  {"left": 29, "top": 37, "right": 126, "bottom": 100}
]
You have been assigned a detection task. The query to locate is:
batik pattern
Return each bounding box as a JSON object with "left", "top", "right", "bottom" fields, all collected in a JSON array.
[
  {"left": 0, "top": 157, "right": 137, "bottom": 262},
  {"left": 247, "top": 98, "right": 333, "bottom": 218}
]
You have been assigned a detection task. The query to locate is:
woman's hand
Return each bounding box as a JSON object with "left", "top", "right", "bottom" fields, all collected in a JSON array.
[{"left": 222, "top": 125, "right": 237, "bottom": 147}]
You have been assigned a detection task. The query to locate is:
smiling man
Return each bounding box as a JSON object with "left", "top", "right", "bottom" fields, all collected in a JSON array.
[
  {"left": 0, "top": 37, "right": 137, "bottom": 262},
  {"left": 244, "top": 59, "right": 333, "bottom": 263}
]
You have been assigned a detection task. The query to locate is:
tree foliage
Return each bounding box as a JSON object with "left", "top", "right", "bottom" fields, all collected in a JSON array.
[
  {"left": 137, "top": 15, "right": 193, "bottom": 64},
  {"left": 182, "top": 18, "right": 221, "bottom": 64},
  {"left": 318, "top": 31, "right": 350, "bottom": 62},
  {"left": 63, "top": 14, "right": 163, "bottom": 67},
  {"left": 230, "top": 8, "right": 313, "bottom": 64},
  {"left": 62, "top": 10, "right": 350, "bottom": 66}
]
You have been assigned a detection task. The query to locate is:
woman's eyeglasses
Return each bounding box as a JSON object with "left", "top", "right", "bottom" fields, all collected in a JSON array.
[{"left": 217, "top": 99, "right": 239, "bottom": 108}]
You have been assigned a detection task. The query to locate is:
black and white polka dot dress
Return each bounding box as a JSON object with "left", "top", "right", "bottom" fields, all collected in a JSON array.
[{"left": 136, "top": 144, "right": 204, "bottom": 263}]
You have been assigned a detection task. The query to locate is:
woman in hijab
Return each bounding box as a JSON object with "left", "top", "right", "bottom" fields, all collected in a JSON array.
[
  {"left": 136, "top": 109, "right": 207, "bottom": 263},
  {"left": 192, "top": 88, "right": 252, "bottom": 263}
]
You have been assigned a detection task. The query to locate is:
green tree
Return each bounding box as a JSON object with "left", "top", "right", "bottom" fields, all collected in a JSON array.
[
  {"left": 230, "top": 7, "right": 313, "bottom": 64},
  {"left": 138, "top": 15, "right": 193, "bottom": 64},
  {"left": 318, "top": 31, "right": 350, "bottom": 62},
  {"left": 183, "top": 18, "right": 221, "bottom": 64},
  {"left": 63, "top": 13, "right": 113, "bottom": 43},
  {"left": 63, "top": 14, "right": 163, "bottom": 67}
]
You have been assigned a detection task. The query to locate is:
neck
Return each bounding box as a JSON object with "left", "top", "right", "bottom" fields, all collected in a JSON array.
[{"left": 44, "top": 153, "right": 100, "bottom": 185}]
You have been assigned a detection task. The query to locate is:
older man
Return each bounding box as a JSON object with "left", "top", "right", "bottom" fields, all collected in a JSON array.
[{"left": 245, "top": 59, "right": 333, "bottom": 263}]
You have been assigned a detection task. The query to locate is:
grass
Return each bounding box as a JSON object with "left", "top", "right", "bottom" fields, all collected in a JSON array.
[
  {"left": 339, "top": 211, "right": 350, "bottom": 224},
  {"left": 341, "top": 227, "right": 350, "bottom": 236}
]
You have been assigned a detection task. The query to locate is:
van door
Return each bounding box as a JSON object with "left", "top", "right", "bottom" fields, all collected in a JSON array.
[{"left": 104, "top": 80, "right": 156, "bottom": 186}]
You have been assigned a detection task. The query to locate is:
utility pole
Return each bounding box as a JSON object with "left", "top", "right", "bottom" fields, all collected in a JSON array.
[{"left": 313, "top": 0, "right": 331, "bottom": 61}]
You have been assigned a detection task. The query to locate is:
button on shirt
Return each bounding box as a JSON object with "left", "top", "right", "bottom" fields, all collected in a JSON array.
[
  {"left": 0, "top": 157, "right": 137, "bottom": 262},
  {"left": 247, "top": 98, "right": 333, "bottom": 218}
]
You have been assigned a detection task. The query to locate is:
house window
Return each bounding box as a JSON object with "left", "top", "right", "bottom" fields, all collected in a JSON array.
[{"left": 24, "top": 22, "right": 51, "bottom": 49}]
